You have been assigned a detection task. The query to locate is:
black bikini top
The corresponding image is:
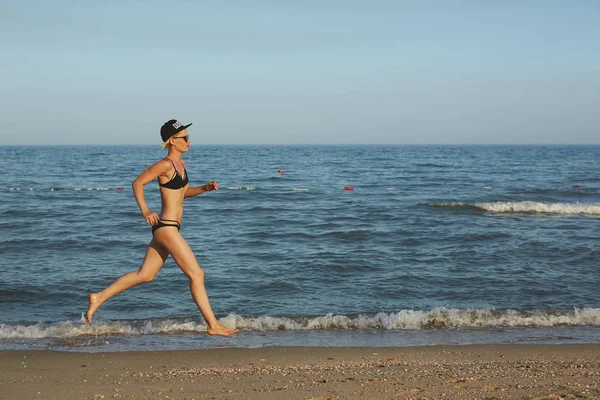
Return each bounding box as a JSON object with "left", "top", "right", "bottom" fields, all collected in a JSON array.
[{"left": 159, "top": 159, "right": 188, "bottom": 190}]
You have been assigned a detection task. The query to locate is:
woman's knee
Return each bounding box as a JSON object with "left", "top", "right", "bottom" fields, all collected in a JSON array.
[
  {"left": 137, "top": 271, "right": 156, "bottom": 283},
  {"left": 187, "top": 267, "right": 205, "bottom": 283}
]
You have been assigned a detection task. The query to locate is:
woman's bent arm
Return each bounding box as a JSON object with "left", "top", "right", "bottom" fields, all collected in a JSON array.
[
  {"left": 184, "top": 181, "right": 218, "bottom": 198},
  {"left": 132, "top": 160, "right": 170, "bottom": 224}
]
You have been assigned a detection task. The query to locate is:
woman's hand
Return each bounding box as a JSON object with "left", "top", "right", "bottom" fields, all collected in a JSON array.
[
  {"left": 143, "top": 211, "right": 159, "bottom": 225},
  {"left": 204, "top": 181, "right": 219, "bottom": 191}
]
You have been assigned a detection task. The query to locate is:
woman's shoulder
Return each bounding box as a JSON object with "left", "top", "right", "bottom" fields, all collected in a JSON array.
[
  {"left": 146, "top": 158, "right": 174, "bottom": 173},
  {"left": 160, "top": 157, "right": 176, "bottom": 166}
]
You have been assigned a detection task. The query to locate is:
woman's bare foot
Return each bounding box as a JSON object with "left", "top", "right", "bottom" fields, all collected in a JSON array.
[
  {"left": 86, "top": 293, "right": 101, "bottom": 323},
  {"left": 207, "top": 323, "right": 239, "bottom": 336}
]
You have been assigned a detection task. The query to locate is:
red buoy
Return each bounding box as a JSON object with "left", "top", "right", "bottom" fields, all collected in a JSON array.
[
  {"left": 344, "top": 186, "right": 354, "bottom": 191},
  {"left": 278, "top": 169, "right": 284, "bottom": 173},
  {"left": 573, "top": 185, "right": 581, "bottom": 189},
  {"left": 116, "top": 187, "right": 125, "bottom": 190}
]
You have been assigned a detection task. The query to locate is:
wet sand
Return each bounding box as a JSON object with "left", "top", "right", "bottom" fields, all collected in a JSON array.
[{"left": 2, "top": 345, "right": 599, "bottom": 399}]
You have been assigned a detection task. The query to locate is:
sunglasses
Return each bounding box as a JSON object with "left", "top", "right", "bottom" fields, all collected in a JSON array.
[{"left": 173, "top": 135, "right": 190, "bottom": 142}]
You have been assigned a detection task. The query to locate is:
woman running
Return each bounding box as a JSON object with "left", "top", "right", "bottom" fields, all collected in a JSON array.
[{"left": 86, "top": 119, "right": 238, "bottom": 336}]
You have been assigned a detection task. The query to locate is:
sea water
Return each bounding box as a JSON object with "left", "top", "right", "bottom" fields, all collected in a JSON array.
[{"left": 1, "top": 145, "right": 599, "bottom": 351}]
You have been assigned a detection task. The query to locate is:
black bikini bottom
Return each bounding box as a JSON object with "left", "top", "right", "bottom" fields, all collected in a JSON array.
[{"left": 152, "top": 219, "right": 181, "bottom": 235}]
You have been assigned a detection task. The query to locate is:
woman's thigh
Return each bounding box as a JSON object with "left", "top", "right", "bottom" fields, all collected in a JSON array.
[
  {"left": 153, "top": 227, "right": 201, "bottom": 278},
  {"left": 138, "top": 238, "right": 170, "bottom": 278}
]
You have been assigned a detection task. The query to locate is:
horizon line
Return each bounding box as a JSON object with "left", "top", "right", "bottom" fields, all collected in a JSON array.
[{"left": 2, "top": 143, "right": 600, "bottom": 147}]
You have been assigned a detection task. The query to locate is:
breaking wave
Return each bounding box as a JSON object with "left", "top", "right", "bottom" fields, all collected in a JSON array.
[
  {"left": 1, "top": 308, "right": 599, "bottom": 339},
  {"left": 429, "top": 201, "right": 600, "bottom": 215}
]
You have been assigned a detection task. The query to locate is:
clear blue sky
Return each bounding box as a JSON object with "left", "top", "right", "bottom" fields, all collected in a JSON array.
[{"left": 1, "top": 0, "right": 599, "bottom": 145}]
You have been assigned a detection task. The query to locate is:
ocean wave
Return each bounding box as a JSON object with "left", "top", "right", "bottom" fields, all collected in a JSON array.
[
  {"left": 1, "top": 308, "right": 599, "bottom": 339},
  {"left": 429, "top": 201, "right": 600, "bottom": 215}
]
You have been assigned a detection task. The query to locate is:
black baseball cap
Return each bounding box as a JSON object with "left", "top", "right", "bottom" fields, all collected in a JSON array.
[{"left": 160, "top": 119, "right": 193, "bottom": 142}]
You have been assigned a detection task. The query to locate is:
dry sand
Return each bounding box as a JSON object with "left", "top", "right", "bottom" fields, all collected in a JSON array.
[{"left": 2, "top": 345, "right": 599, "bottom": 400}]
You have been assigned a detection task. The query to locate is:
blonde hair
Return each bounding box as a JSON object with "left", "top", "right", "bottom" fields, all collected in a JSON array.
[{"left": 162, "top": 138, "right": 172, "bottom": 149}]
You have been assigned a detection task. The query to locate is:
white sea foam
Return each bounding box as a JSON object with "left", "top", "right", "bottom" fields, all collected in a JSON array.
[
  {"left": 1, "top": 308, "right": 599, "bottom": 339},
  {"left": 475, "top": 201, "right": 600, "bottom": 215},
  {"left": 432, "top": 201, "right": 600, "bottom": 215}
]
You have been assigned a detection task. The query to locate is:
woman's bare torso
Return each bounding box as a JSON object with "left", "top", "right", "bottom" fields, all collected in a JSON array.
[{"left": 157, "top": 160, "right": 188, "bottom": 222}]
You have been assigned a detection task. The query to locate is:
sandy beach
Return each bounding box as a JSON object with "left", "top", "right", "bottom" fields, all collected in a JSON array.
[{"left": 1, "top": 344, "right": 599, "bottom": 400}]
